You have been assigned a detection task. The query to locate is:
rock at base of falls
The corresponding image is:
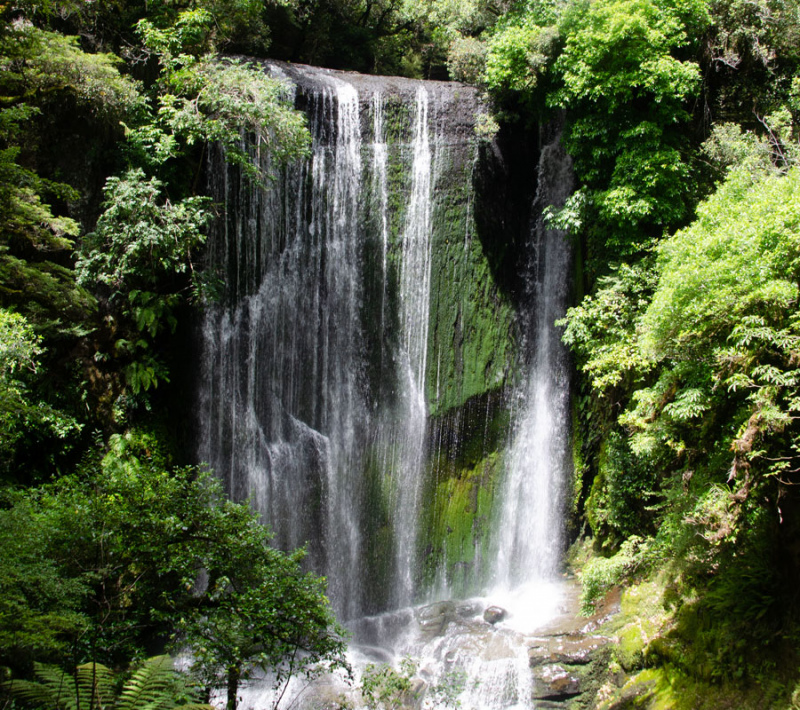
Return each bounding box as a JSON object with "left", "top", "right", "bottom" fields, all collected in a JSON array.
[
  {"left": 483, "top": 605, "right": 507, "bottom": 624},
  {"left": 523, "top": 580, "right": 620, "bottom": 706},
  {"left": 531, "top": 663, "right": 583, "bottom": 701},
  {"left": 528, "top": 633, "right": 611, "bottom": 667}
]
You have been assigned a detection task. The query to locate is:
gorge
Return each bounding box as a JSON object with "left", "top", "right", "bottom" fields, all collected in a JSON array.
[
  {"left": 196, "top": 62, "right": 574, "bottom": 708},
  {"left": 4, "top": 1, "right": 800, "bottom": 706}
]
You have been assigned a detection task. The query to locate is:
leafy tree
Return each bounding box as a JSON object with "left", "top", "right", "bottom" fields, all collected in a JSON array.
[
  {"left": 0, "top": 309, "right": 82, "bottom": 481},
  {"left": 0, "top": 480, "right": 88, "bottom": 673},
  {"left": 0, "top": 432, "right": 347, "bottom": 700},
  {"left": 550, "top": 0, "right": 708, "bottom": 258},
  {"left": 482, "top": 0, "right": 560, "bottom": 94},
  {"left": 122, "top": 8, "right": 309, "bottom": 185},
  {"left": 631, "top": 164, "right": 800, "bottom": 483},
  {"left": 180, "top": 551, "right": 348, "bottom": 710},
  {"left": 75, "top": 170, "right": 210, "bottom": 397},
  {"left": 0, "top": 24, "right": 142, "bottom": 114}
]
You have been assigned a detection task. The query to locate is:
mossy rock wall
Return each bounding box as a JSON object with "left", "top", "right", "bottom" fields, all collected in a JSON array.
[
  {"left": 418, "top": 389, "right": 510, "bottom": 595},
  {"left": 425, "top": 140, "right": 518, "bottom": 419},
  {"left": 412, "top": 119, "right": 541, "bottom": 597}
]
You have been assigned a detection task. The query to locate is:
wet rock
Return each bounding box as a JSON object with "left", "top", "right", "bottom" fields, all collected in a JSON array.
[
  {"left": 483, "top": 605, "right": 507, "bottom": 624},
  {"left": 455, "top": 600, "right": 483, "bottom": 618},
  {"left": 416, "top": 601, "right": 456, "bottom": 638},
  {"left": 605, "top": 678, "right": 657, "bottom": 709},
  {"left": 531, "top": 664, "right": 583, "bottom": 701},
  {"left": 402, "top": 678, "right": 428, "bottom": 709},
  {"left": 528, "top": 633, "right": 611, "bottom": 667}
]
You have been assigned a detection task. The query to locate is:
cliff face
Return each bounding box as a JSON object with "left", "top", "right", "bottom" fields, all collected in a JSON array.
[{"left": 196, "top": 61, "right": 546, "bottom": 615}]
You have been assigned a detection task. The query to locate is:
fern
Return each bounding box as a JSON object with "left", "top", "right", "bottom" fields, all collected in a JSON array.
[
  {"left": 118, "top": 656, "right": 171, "bottom": 710},
  {"left": 6, "top": 662, "right": 113, "bottom": 710},
  {"left": 5, "top": 657, "right": 212, "bottom": 710},
  {"left": 75, "top": 662, "right": 116, "bottom": 710}
]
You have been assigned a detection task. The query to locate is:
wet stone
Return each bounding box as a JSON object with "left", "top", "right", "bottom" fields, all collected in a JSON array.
[
  {"left": 415, "top": 601, "right": 457, "bottom": 638},
  {"left": 455, "top": 600, "right": 483, "bottom": 618},
  {"left": 531, "top": 664, "right": 583, "bottom": 701},
  {"left": 528, "top": 633, "right": 611, "bottom": 667},
  {"left": 483, "top": 605, "right": 507, "bottom": 624}
]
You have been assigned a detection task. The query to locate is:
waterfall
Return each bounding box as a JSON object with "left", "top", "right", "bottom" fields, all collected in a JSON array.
[
  {"left": 197, "top": 61, "right": 576, "bottom": 709},
  {"left": 198, "top": 63, "right": 480, "bottom": 619},
  {"left": 389, "top": 87, "right": 433, "bottom": 607},
  {"left": 198, "top": 75, "right": 371, "bottom": 620},
  {"left": 492, "top": 126, "right": 574, "bottom": 591}
]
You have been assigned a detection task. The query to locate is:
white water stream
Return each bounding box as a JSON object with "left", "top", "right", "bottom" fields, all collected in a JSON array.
[{"left": 199, "top": 64, "right": 573, "bottom": 709}]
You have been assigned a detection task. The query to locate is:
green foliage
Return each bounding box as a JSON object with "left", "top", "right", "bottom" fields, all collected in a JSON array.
[
  {"left": 0, "top": 25, "right": 143, "bottom": 115},
  {"left": 0, "top": 309, "right": 82, "bottom": 479},
  {"left": 704, "top": 0, "right": 800, "bottom": 121},
  {"left": 631, "top": 165, "right": 800, "bottom": 473},
  {"left": 560, "top": 259, "right": 657, "bottom": 392},
  {"left": 6, "top": 656, "right": 211, "bottom": 710},
  {"left": 0, "top": 105, "right": 94, "bottom": 333},
  {"left": 586, "top": 431, "right": 660, "bottom": 541},
  {"left": 360, "top": 659, "right": 417, "bottom": 710},
  {"left": 481, "top": 0, "right": 710, "bottom": 263},
  {"left": 0, "top": 431, "right": 347, "bottom": 699},
  {"left": 446, "top": 36, "right": 487, "bottom": 84},
  {"left": 78, "top": 170, "right": 209, "bottom": 297},
  {"left": 564, "top": 119, "right": 800, "bottom": 682},
  {"left": 579, "top": 536, "right": 653, "bottom": 614},
  {"left": 0, "top": 485, "right": 88, "bottom": 672},
  {"left": 484, "top": 17, "right": 558, "bottom": 93},
  {"left": 158, "top": 59, "right": 310, "bottom": 175},
  {"left": 76, "top": 170, "right": 209, "bottom": 395},
  {"left": 551, "top": 0, "right": 708, "bottom": 254},
  {"left": 133, "top": 13, "right": 310, "bottom": 179}
]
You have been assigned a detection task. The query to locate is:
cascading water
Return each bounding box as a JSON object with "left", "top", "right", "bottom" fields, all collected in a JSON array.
[
  {"left": 349, "top": 126, "right": 575, "bottom": 710},
  {"left": 196, "top": 61, "right": 575, "bottom": 709},
  {"left": 387, "top": 86, "right": 433, "bottom": 607},
  {"left": 199, "top": 73, "right": 371, "bottom": 621},
  {"left": 492, "top": 123, "right": 574, "bottom": 591},
  {"left": 198, "top": 64, "right": 474, "bottom": 620}
]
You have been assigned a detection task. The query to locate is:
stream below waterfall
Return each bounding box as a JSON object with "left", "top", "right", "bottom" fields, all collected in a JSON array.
[{"left": 197, "top": 61, "right": 575, "bottom": 709}]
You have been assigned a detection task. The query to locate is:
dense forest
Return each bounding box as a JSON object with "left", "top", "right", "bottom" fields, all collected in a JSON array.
[{"left": 2, "top": 0, "right": 800, "bottom": 707}]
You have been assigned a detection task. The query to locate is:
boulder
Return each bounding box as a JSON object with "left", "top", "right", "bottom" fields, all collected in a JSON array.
[
  {"left": 528, "top": 633, "right": 611, "bottom": 667},
  {"left": 531, "top": 664, "right": 583, "bottom": 701},
  {"left": 483, "top": 605, "right": 507, "bottom": 624}
]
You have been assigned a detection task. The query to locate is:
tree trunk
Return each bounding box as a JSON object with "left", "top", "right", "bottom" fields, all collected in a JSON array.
[{"left": 226, "top": 664, "right": 241, "bottom": 710}]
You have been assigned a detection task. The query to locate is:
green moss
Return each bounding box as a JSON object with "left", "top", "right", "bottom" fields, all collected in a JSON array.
[
  {"left": 570, "top": 400, "right": 586, "bottom": 523},
  {"left": 425, "top": 143, "right": 518, "bottom": 418},
  {"left": 360, "top": 445, "right": 398, "bottom": 613},
  {"left": 596, "top": 665, "right": 789, "bottom": 710},
  {"left": 416, "top": 389, "right": 511, "bottom": 596},
  {"left": 420, "top": 450, "right": 502, "bottom": 596}
]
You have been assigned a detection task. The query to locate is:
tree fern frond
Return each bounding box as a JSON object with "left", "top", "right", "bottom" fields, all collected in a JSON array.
[
  {"left": 5, "top": 678, "right": 63, "bottom": 710},
  {"left": 75, "top": 662, "right": 115, "bottom": 710},
  {"left": 5, "top": 657, "right": 209, "bottom": 710},
  {"left": 117, "top": 656, "right": 175, "bottom": 710},
  {"left": 6, "top": 664, "right": 79, "bottom": 710}
]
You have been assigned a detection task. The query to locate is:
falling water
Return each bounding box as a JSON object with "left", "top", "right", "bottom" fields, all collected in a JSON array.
[
  {"left": 197, "top": 61, "right": 576, "bottom": 709},
  {"left": 492, "top": 127, "right": 574, "bottom": 591},
  {"left": 371, "top": 92, "right": 389, "bottom": 285},
  {"left": 198, "top": 64, "right": 476, "bottom": 620},
  {"left": 390, "top": 87, "right": 433, "bottom": 607},
  {"left": 198, "top": 75, "right": 371, "bottom": 621}
]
